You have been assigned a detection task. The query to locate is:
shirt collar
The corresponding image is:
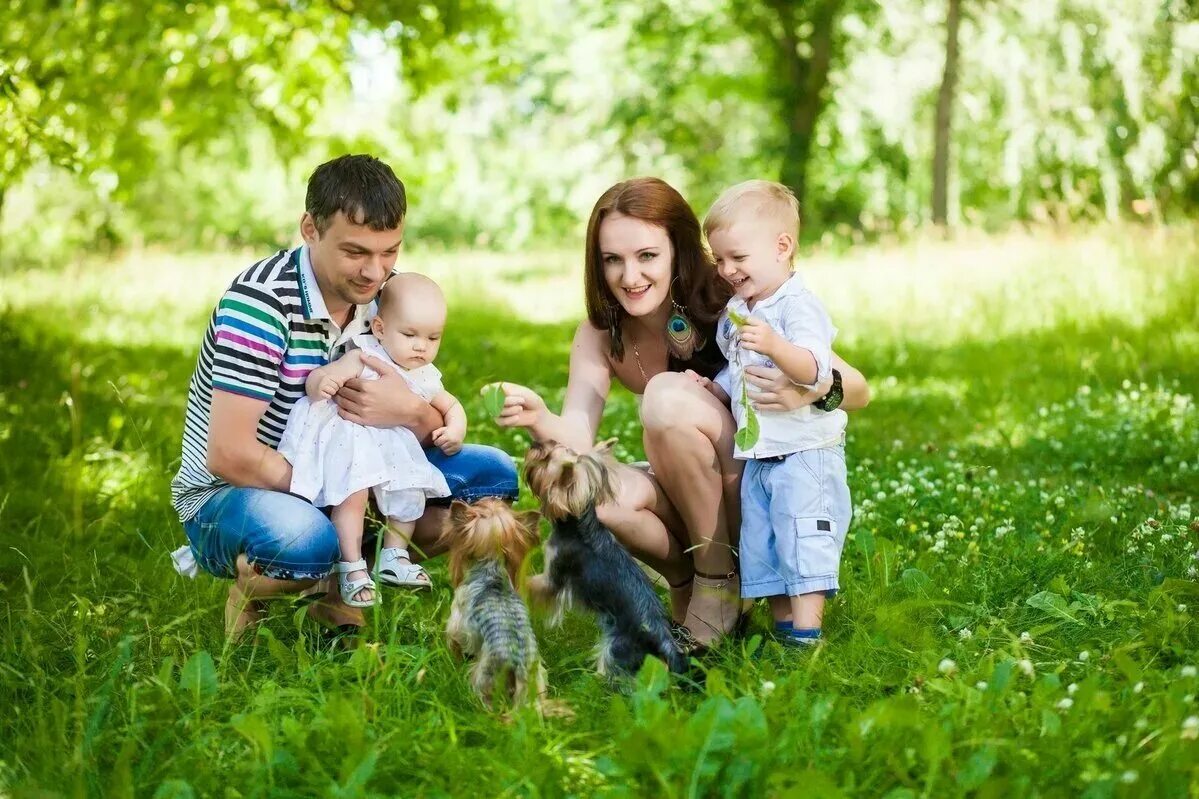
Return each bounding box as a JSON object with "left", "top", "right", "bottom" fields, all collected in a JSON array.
[
  {"left": 295, "top": 245, "right": 375, "bottom": 335},
  {"left": 732, "top": 271, "right": 806, "bottom": 314}
]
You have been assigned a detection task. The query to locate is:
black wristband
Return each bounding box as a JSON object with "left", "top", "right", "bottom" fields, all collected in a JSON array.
[{"left": 813, "top": 368, "right": 844, "bottom": 412}]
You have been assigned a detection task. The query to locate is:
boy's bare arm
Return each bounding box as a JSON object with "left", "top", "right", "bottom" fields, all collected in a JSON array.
[{"left": 305, "top": 350, "right": 364, "bottom": 401}]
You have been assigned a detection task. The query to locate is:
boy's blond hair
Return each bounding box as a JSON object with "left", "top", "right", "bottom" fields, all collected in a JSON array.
[{"left": 703, "top": 180, "right": 800, "bottom": 248}]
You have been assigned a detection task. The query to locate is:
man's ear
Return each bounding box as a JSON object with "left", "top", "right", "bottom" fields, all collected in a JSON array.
[{"left": 300, "top": 213, "right": 320, "bottom": 246}]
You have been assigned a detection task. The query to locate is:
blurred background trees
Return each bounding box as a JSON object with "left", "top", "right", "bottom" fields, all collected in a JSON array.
[{"left": 2, "top": 0, "right": 1196, "bottom": 265}]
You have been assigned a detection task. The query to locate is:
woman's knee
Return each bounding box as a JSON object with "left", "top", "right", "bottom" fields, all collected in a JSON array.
[{"left": 640, "top": 372, "right": 708, "bottom": 432}]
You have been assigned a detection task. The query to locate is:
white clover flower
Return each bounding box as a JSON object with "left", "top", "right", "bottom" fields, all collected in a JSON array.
[
  {"left": 1020, "top": 631, "right": 1033, "bottom": 643},
  {"left": 1078, "top": 651, "right": 1090, "bottom": 662},
  {"left": 975, "top": 681, "right": 988, "bottom": 691},
  {"left": 1133, "top": 682, "right": 1145, "bottom": 694},
  {"left": 938, "top": 658, "right": 958, "bottom": 676},
  {"left": 1182, "top": 666, "right": 1198, "bottom": 679},
  {"left": 1121, "top": 771, "right": 1138, "bottom": 784},
  {"left": 1018, "top": 659, "right": 1035, "bottom": 677},
  {"left": 1116, "top": 735, "right": 1128, "bottom": 746},
  {"left": 1179, "top": 604, "right": 1190, "bottom": 614},
  {"left": 959, "top": 628, "right": 973, "bottom": 640},
  {"left": 1135, "top": 718, "right": 1148, "bottom": 731},
  {"left": 1067, "top": 683, "right": 1079, "bottom": 695},
  {"left": 1182, "top": 716, "right": 1199, "bottom": 740},
  {"left": 761, "top": 680, "right": 776, "bottom": 696},
  {"left": 1056, "top": 697, "right": 1074, "bottom": 710}
]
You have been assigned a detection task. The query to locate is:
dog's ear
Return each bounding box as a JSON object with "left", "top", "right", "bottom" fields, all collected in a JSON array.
[{"left": 593, "top": 438, "right": 619, "bottom": 458}]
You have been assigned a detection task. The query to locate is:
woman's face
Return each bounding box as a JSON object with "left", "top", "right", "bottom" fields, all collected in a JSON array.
[{"left": 598, "top": 212, "right": 674, "bottom": 318}]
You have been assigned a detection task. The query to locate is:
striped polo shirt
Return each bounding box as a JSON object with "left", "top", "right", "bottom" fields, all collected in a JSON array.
[{"left": 171, "top": 246, "right": 374, "bottom": 521}]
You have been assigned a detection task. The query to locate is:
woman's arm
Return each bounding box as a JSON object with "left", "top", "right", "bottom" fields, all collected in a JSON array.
[
  {"left": 495, "top": 321, "right": 611, "bottom": 452},
  {"left": 743, "top": 352, "right": 869, "bottom": 413},
  {"left": 832, "top": 353, "right": 870, "bottom": 411}
]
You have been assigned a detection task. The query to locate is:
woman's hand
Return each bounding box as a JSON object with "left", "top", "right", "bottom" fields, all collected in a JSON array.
[
  {"left": 491, "top": 382, "right": 549, "bottom": 429},
  {"left": 743, "top": 365, "right": 832, "bottom": 412}
]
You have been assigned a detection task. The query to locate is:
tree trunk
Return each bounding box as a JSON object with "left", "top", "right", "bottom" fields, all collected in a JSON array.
[
  {"left": 771, "top": 0, "right": 842, "bottom": 222},
  {"left": 933, "top": 0, "right": 962, "bottom": 226}
]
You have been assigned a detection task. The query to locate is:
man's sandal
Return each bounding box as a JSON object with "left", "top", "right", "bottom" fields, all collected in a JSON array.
[
  {"left": 375, "top": 547, "right": 432, "bottom": 590},
  {"left": 336, "top": 559, "right": 379, "bottom": 607}
]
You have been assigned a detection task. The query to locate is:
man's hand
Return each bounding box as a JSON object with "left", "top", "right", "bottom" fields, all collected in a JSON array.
[
  {"left": 432, "top": 422, "right": 465, "bottom": 455},
  {"left": 335, "top": 353, "right": 426, "bottom": 428},
  {"left": 738, "top": 318, "right": 782, "bottom": 358}
]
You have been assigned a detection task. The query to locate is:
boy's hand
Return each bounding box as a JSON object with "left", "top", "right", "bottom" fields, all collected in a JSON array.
[
  {"left": 738, "top": 318, "right": 781, "bottom": 358},
  {"left": 432, "top": 423, "right": 465, "bottom": 455}
]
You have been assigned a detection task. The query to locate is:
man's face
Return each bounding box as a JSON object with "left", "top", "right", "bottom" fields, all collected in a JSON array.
[{"left": 301, "top": 211, "right": 404, "bottom": 310}]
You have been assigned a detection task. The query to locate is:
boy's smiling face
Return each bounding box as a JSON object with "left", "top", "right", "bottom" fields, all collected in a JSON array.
[{"left": 708, "top": 214, "right": 795, "bottom": 306}]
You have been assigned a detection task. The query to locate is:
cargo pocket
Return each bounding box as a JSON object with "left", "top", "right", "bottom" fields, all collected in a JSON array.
[{"left": 794, "top": 516, "right": 839, "bottom": 579}]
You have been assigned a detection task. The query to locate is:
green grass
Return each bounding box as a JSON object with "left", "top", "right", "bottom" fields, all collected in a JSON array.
[{"left": 1, "top": 226, "right": 1198, "bottom": 797}]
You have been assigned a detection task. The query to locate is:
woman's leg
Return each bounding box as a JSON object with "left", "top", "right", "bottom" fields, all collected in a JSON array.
[
  {"left": 596, "top": 463, "right": 693, "bottom": 624},
  {"left": 639, "top": 372, "right": 745, "bottom": 644}
]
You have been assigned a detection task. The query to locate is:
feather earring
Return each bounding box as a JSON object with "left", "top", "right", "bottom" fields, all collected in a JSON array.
[{"left": 664, "top": 278, "right": 703, "bottom": 360}]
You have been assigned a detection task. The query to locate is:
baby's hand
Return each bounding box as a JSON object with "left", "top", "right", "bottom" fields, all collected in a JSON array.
[
  {"left": 317, "top": 375, "right": 342, "bottom": 400},
  {"left": 432, "top": 425, "right": 465, "bottom": 456}
]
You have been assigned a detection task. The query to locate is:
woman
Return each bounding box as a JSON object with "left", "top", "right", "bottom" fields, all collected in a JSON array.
[{"left": 496, "top": 178, "right": 869, "bottom": 648}]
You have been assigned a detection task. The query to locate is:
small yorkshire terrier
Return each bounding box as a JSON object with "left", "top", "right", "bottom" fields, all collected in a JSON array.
[
  {"left": 523, "top": 441, "right": 688, "bottom": 677},
  {"left": 441, "top": 499, "right": 566, "bottom": 716}
]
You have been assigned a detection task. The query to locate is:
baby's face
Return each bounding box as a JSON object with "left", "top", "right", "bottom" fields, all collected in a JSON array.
[
  {"left": 372, "top": 295, "right": 446, "bottom": 369},
  {"left": 708, "top": 214, "right": 794, "bottom": 305}
]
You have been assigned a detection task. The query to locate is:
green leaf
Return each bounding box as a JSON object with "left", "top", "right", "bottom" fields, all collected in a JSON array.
[
  {"left": 1025, "top": 590, "right": 1080, "bottom": 624},
  {"left": 735, "top": 404, "right": 760, "bottom": 450},
  {"left": 727, "top": 309, "right": 749, "bottom": 327},
  {"left": 480, "top": 382, "right": 506, "bottom": 417},
  {"left": 900, "top": 567, "right": 928, "bottom": 592},
  {"left": 178, "top": 650, "right": 218, "bottom": 701},
  {"left": 958, "top": 746, "right": 999, "bottom": 789}
]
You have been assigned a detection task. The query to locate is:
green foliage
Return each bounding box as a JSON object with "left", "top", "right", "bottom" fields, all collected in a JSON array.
[{"left": 1, "top": 228, "right": 1197, "bottom": 795}]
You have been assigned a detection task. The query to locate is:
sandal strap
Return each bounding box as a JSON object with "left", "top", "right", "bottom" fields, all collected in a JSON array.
[
  {"left": 694, "top": 568, "right": 737, "bottom": 582},
  {"left": 336, "top": 559, "right": 368, "bottom": 573}
]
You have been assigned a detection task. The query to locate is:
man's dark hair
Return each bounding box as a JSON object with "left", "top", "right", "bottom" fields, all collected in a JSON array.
[{"left": 305, "top": 154, "right": 407, "bottom": 234}]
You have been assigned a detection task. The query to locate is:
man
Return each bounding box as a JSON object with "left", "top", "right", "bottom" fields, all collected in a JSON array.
[{"left": 169, "top": 154, "right": 518, "bottom": 638}]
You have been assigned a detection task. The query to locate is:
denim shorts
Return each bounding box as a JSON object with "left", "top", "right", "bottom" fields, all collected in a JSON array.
[
  {"left": 182, "top": 443, "right": 519, "bottom": 580},
  {"left": 738, "top": 444, "right": 852, "bottom": 599}
]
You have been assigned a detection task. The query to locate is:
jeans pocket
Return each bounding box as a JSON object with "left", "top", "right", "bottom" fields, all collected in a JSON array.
[{"left": 793, "top": 516, "right": 839, "bottom": 579}]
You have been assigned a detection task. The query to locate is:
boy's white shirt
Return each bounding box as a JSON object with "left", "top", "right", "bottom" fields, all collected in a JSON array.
[{"left": 715, "top": 272, "right": 848, "bottom": 460}]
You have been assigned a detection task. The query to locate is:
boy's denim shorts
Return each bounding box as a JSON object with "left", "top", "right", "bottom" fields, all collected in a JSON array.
[
  {"left": 738, "top": 444, "right": 852, "bottom": 599},
  {"left": 182, "top": 443, "right": 518, "bottom": 581}
]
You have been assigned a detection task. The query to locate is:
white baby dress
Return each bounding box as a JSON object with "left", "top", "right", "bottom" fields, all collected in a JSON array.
[{"left": 277, "top": 334, "right": 450, "bottom": 521}]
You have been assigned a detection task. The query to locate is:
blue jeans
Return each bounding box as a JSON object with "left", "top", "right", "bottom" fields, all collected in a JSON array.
[{"left": 182, "top": 444, "right": 518, "bottom": 581}]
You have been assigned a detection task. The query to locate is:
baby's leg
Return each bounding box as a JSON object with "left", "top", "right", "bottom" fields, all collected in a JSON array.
[
  {"left": 383, "top": 518, "right": 416, "bottom": 550},
  {"left": 331, "top": 489, "right": 373, "bottom": 604},
  {"left": 376, "top": 500, "right": 432, "bottom": 588}
]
